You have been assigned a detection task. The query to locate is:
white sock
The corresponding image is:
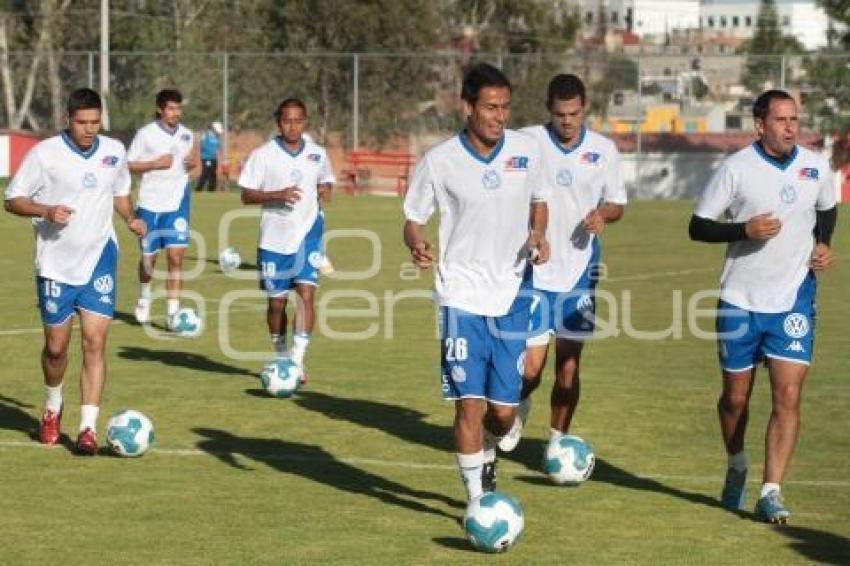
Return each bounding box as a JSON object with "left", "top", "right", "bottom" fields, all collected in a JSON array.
[
  {"left": 139, "top": 283, "right": 152, "bottom": 301},
  {"left": 728, "top": 451, "right": 748, "bottom": 472},
  {"left": 44, "top": 383, "right": 63, "bottom": 413},
  {"left": 167, "top": 299, "right": 180, "bottom": 316},
  {"left": 290, "top": 332, "right": 311, "bottom": 366},
  {"left": 760, "top": 482, "right": 781, "bottom": 498},
  {"left": 457, "top": 451, "right": 484, "bottom": 501},
  {"left": 79, "top": 404, "right": 99, "bottom": 433},
  {"left": 271, "top": 333, "right": 287, "bottom": 357},
  {"left": 549, "top": 428, "right": 564, "bottom": 443}
]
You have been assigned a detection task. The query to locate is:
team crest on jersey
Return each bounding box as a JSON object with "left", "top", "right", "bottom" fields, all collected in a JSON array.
[
  {"left": 101, "top": 155, "right": 119, "bottom": 168},
  {"left": 482, "top": 169, "right": 501, "bottom": 190},
  {"left": 798, "top": 167, "right": 819, "bottom": 180},
  {"left": 181, "top": 133, "right": 191, "bottom": 142},
  {"left": 93, "top": 274, "right": 114, "bottom": 294},
  {"left": 579, "top": 151, "right": 601, "bottom": 166},
  {"left": 556, "top": 168, "right": 573, "bottom": 187},
  {"left": 82, "top": 172, "right": 97, "bottom": 189},
  {"left": 783, "top": 313, "right": 809, "bottom": 339},
  {"left": 504, "top": 156, "right": 529, "bottom": 171},
  {"left": 780, "top": 184, "right": 797, "bottom": 204},
  {"left": 290, "top": 169, "right": 303, "bottom": 184},
  {"left": 307, "top": 153, "right": 321, "bottom": 162}
]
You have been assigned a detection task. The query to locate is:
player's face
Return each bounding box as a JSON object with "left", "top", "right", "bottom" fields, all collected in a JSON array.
[
  {"left": 277, "top": 106, "right": 307, "bottom": 145},
  {"left": 158, "top": 101, "right": 183, "bottom": 128},
  {"left": 465, "top": 86, "right": 511, "bottom": 147},
  {"left": 549, "top": 96, "right": 585, "bottom": 145},
  {"left": 755, "top": 98, "right": 799, "bottom": 157},
  {"left": 68, "top": 108, "right": 101, "bottom": 149}
]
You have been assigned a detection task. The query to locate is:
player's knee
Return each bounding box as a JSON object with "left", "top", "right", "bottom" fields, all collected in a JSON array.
[
  {"left": 773, "top": 384, "right": 802, "bottom": 412},
  {"left": 81, "top": 332, "right": 106, "bottom": 355},
  {"left": 488, "top": 405, "right": 515, "bottom": 431},
  {"left": 719, "top": 389, "right": 749, "bottom": 412},
  {"left": 522, "top": 373, "right": 542, "bottom": 395},
  {"left": 42, "top": 342, "right": 67, "bottom": 363}
]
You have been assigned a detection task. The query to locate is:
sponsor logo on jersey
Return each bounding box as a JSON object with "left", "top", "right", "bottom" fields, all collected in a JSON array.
[
  {"left": 556, "top": 168, "right": 573, "bottom": 187},
  {"left": 798, "top": 167, "right": 819, "bottom": 180},
  {"left": 780, "top": 184, "right": 797, "bottom": 204},
  {"left": 181, "top": 133, "right": 191, "bottom": 142},
  {"left": 783, "top": 313, "right": 809, "bottom": 339},
  {"left": 82, "top": 172, "right": 97, "bottom": 189},
  {"left": 579, "top": 151, "right": 601, "bottom": 166},
  {"left": 504, "top": 156, "right": 529, "bottom": 171},
  {"left": 482, "top": 169, "right": 501, "bottom": 190},
  {"left": 101, "top": 155, "right": 119, "bottom": 167},
  {"left": 93, "top": 274, "right": 114, "bottom": 294},
  {"left": 307, "top": 153, "right": 321, "bottom": 162},
  {"left": 786, "top": 340, "right": 805, "bottom": 353}
]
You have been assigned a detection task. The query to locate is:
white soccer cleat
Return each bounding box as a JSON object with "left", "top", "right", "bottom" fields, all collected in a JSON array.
[
  {"left": 498, "top": 397, "right": 532, "bottom": 452},
  {"left": 319, "top": 255, "right": 335, "bottom": 275},
  {"left": 134, "top": 299, "right": 151, "bottom": 324}
]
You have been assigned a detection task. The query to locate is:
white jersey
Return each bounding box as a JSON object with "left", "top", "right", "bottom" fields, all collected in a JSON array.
[
  {"left": 128, "top": 121, "right": 194, "bottom": 212},
  {"left": 4, "top": 132, "right": 130, "bottom": 285},
  {"left": 694, "top": 143, "right": 836, "bottom": 312},
  {"left": 238, "top": 137, "right": 335, "bottom": 254},
  {"left": 404, "top": 129, "right": 549, "bottom": 317},
  {"left": 522, "top": 125, "right": 626, "bottom": 292}
]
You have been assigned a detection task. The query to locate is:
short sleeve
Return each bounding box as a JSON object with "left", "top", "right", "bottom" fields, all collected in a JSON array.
[
  {"left": 126, "top": 130, "right": 145, "bottom": 162},
  {"left": 237, "top": 149, "right": 264, "bottom": 190},
  {"left": 5, "top": 147, "right": 44, "bottom": 201},
  {"left": 527, "top": 140, "right": 549, "bottom": 203},
  {"left": 816, "top": 165, "right": 837, "bottom": 211},
  {"left": 602, "top": 142, "right": 627, "bottom": 205},
  {"left": 318, "top": 149, "right": 336, "bottom": 185},
  {"left": 403, "top": 155, "right": 437, "bottom": 224},
  {"left": 694, "top": 162, "right": 736, "bottom": 220},
  {"left": 112, "top": 151, "right": 131, "bottom": 197}
]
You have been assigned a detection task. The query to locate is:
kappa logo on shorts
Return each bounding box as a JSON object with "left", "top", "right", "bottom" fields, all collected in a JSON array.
[
  {"left": 100, "top": 295, "right": 112, "bottom": 305},
  {"left": 451, "top": 366, "right": 466, "bottom": 383},
  {"left": 783, "top": 313, "right": 809, "bottom": 339},
  {"left": 577, "top": 294, "right": 593, "bottom": 312},
  {"left": 173, "top": 217, "right": 188, "bottom": 233},
  {"left": 45, "top": 300, "right": 58, "bottom": 314},
  {"left": 786, "top": 340, "right": 805, "bottom": 353},
  {"left": 93, "top": 274, "right": 114, "bottom": 294}
]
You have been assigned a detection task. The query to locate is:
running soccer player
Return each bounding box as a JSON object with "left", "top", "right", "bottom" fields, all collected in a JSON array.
[
  {"left": 239, "top": 99, "right": 335, "bottom": 378},
  {"left": 129, "top": 89, "right": 196, "bottom": 327},
  {"left": 689, "top": 90, "right": 837, "bottom": 523},
  {"left": 499, "top": 74, "right": 626, "bottom": 456},
  {"left": 4, "top": 88, "right": 146, "bottom": 454},
  {"left": 403, "top": 63, "right": 550, "bottom": 501}
]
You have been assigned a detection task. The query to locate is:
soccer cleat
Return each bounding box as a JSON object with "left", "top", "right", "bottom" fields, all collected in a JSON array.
[
  {"left": 720, "top": 467, "right": 748, "bottom": 510},
  {"left": 39, "top": 408, "right": 62, "bottom": 445},
  {"left": 497, "top": 397, "right": 532, "bottom": 452},
  {"left": 75, "top": 427, "right": 98, "bottom": 456},
  {"left": 134, "top": 299, "right": 151, "bottom": 324},
  {"left": 482, "top": 460, "right": 497, "bottom": 493},
  {"left": 754, "top": 490, "right": 791, "bottom": 524}
]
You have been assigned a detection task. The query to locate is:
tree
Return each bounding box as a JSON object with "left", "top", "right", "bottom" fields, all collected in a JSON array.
[
  {"left": 819, "top": 0, "right": 850, "bottom": 47},
  {"left": 740, "top": 0, "right": 803, "bottom": 94}
]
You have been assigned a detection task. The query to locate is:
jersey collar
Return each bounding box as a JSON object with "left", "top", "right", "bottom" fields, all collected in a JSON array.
[
  {"left": 274, "top": 136, "right": 305, "bottom": 158},
  {"left": 458, "top": 130, "right": 505, "bottom": 165},
  {"left": 61, "top": 130, "right": 100, "bottom": 159},
  {"left": 155, "top": 119, "right": 179, "bottom": 136},
  {"left": 546, "top": 124, "right": 585, "bottom": 155},
  {"left": 752, "top": 141, "right": 798, "bottom": 171}
]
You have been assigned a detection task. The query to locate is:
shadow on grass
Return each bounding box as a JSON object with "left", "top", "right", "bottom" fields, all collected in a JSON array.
[
  {"left": 778, "top": 525, "right": 850, "bottom": 564},
  {"left": 193, "top": 427, "right": 463, "bottom": 519},
  {"left": 431, "top": 537, "right": 479, "bottom": 553},
  {"left": 118, "top": 346, "right": 258, "bottom": 378},
  {"left": 0, "top": 394, "right": 37, "bottom": 438}
]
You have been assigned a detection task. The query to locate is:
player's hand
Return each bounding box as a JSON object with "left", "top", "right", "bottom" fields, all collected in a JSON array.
[
  {"left": 583, "top": 209, "right": 605, "bottom": 234},
  {"left": 127, "top": 217, "right": 147, "bottom": 238},
  {"left": 745, "top": 212, "right": 781, "bottom": 240},
  {"left": 526, "top": 232, "right": 550, "bottom": 265},
  {"left": 183, "top": 156, "right": 198, "bottom": 171},
  {"left": 409, "top": 240, "right": 434, "bottom": 269},
  {"left": 275, "top": 186, "right": 302, "bottom": 205},
  {"left": 318, "top": 184, "right": 332, "bottom": 204},
  {"left": 44, "top": 205, "right": 74, "bottom": 224},
  {"left": 153, "top": 153, "right": 174, "bottom": 170},
  {"left": 810, "top": 242, "right": 833, "bottom": 272}
]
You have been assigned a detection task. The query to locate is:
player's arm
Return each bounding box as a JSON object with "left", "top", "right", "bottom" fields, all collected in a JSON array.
[
  {"left": 113, "top": 195, "right": 146, "bottom": 237},
  {"left": 403, "top": 220, "right": 434, "bottom": 269},
  {"left": 583, "top": 202, "right": 624, "bottom": 234},
  {"left": 811, "top": 206, "right": 837, "bottom": 272},
  {"left": 4, "top": 197, "right": 74, "bottom": 224},
  {"left": 689, "top": 213, "right": 781, "bottom": 243},
  {"left": 128, "top": 154, "right": 173, "bottom": 173},
  {"left": 526, "top": 201, "right": 550, "bottom": 264},
  {"left": 318, "top": 182, "right": 332, "bottom": 206},
  {"left": 240, "top": 186, "right": 301, "bottom": 206}
]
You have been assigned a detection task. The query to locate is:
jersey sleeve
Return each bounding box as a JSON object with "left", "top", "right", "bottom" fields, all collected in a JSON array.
[
  {"left": 4, "top": 147, "right": 44, "bottom": 201},
  {"left": 694, "top": 162, "right": 736, "bottom": 220},
  {"left": 318, "top": 149, "right": 336, "bottom": 185},
  {"left": 403, "top": 154, "right": 437, "bottom": 224},
  {"left": 527, "top": 140, "right": 550, "bottom": 203},
  {"left": 112, "top": 149, "right": 132, "bottom": 197},
  {"left": 126, "top": 129, "right": 146, "bottom": 162},
  {"left": 237, "top": 149, "right": 264, "bottom": 190},
  {"left": 602, "top": 142, "right": 627, "bottom": 205},
  {"left": 815, "top": 164, "right": 837, "bottom": 211}
]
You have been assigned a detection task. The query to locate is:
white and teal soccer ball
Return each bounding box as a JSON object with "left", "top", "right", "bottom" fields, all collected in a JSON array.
[
  {"left": 543, "top": 434, "right": 595, "bottom": 485},
  {"left": 170, "top": 307, "right": 202, "bottom": 337},
  {"left": 106, "top": 409, "right": 155, "bottom": 457},
  {"left": 260, "top": 358, "right": 302, "bottom": 398},
  {"left": 463, "top": 491, "right": 524, "bottom": 553},
  {"left": 218, "top": 247, "right": 242, "bottom": 273}
]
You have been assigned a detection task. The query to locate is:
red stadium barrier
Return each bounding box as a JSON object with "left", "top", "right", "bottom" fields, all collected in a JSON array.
[{"left": 342, "top": 149, "right": 415, "bottom": 196}]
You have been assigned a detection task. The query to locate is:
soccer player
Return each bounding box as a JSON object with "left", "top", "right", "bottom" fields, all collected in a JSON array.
[
  {"left": 239, "top": 99, "right": 335, "bottom": 378},
  {"left": 4, "top": 88, "right": 146, "bottom": 454},
  {"left": 403, "top": 63, "right": 550, "bottom": 501},
  {"left": 498, "top": 74, "right": 626, "bottom": 456},
  {"left": 689, "top": 90, "right": 837, "bottom": 523},
  {"left": 129, "top": 89, "right": 196, "bottom": 327}
]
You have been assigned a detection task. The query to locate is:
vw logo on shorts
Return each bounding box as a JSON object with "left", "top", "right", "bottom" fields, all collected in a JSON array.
[
  {"left": 290, "top": 169, "right": 303, "bottom": 184},
  {"left": 783, "top": 313, "right": 809, "bottom": 339},
  {"left": 173, "top": 217, "right": 188, "bottom": 232},
  {"left": 308, "top": 251, "right": 323, "bottom": 268},
  {"left": 451, "top": 366, "right": 466, "bottom": 383},
  {"left": 481, "top": 169, "right": 501, "bottom": 190},
  {"left": 780, "top": 184, "right": 797, "bottom": 204},
  {"left": 45, "top": 300, "right": 58, "bottom": 314},
  {"left": 556, "top": 168, "right": 573, "bottom": 187},
  {"left": 93, "top": 274, "right": 114, "bottom": 294}
]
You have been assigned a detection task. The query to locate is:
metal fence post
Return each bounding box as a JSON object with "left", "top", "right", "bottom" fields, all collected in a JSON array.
[
  {"left": 353, "top": 53, "right": 359, "bottom": 150},
  {"left": 223, "top": 51, "right": 229, "bottom": 189},
  {"left": 780, "top": 54, "right": 786, "bottom": 89}
]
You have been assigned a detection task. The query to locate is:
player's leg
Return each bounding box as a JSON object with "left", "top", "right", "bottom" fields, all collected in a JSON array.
[
  {"left": 267, "top": 295, "right": 288, "bottom": 357},
  {"left": 75, "top": 310, "right": 111, "bottom": 455},
  {"left": 165, "top": 245, "right": 186, "bottom": 323},
  {"left": 455, "top": 398, "right": 487, "bottom": 500},
  {"left": 291, "top": 282, "right": 315, "bottom": 373},
  {"left": 135, "top": 207, "right": 160, "bottom": 324},
  {"left": 39, "top": 320, "right": 72, "bottom": 444},
  {"left": 550, "top": 338, "right": 584, "bottom": 435}
]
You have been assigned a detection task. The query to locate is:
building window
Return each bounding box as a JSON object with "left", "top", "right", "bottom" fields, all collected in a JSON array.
[
  {"left": 782, "top": 15, "right": 790, "bottom": 26},
  {"left": 586, "top": 11, "right": 593, "bottom": 25},
  {"left": 612, "top": 10, "right": 618, "bottom": 24},
  {"left": 732, "top": 16, "right": 739, "bottom": 27},
  {"left": 708, "top": 16, "right": 714, "bottom": 27},
  {"left": 745, "top": 16, "right": 752, "bottom": 27},
  {"left": 720, "top": 16, "right": 727, "bottom": 28}
]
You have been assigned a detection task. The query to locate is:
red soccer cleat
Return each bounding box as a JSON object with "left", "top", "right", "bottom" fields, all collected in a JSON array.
[
  {"left": 75, "top": 427, "right": 98, "bottom": 456},
  {"left": 39, "top": 408, "right": 62, "bottom": 445}
]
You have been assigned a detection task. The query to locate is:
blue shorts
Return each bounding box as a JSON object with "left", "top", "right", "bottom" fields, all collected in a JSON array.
[
  {"left": 717, "top": 272, "right": 817, "bottom": 371},
  {"left": 528, "top": 239, "right": 600, "bottom": 345},
  {"left": 257, "top": 215, "right": 324, "bottom": 296},
  {"left": 36, "top": 239, "right": 118, "bottom": 326},
  {"left": 137, "top": 185, "right": 191, "bottom": 255},
  {"left": 439, "top": 292, "right": 531, "bottom": 406}
]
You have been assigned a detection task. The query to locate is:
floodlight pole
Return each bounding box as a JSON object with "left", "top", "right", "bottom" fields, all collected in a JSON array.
[
  {"left": 352, "top": 53, "right": 359, "bottom": 150},
  {"left": 100, "top": 0, "right": 110, "bottom": 130}
]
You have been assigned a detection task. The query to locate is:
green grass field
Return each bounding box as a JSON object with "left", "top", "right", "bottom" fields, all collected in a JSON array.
[{"left": 1, "top": 194, "right": 848, "bottom": 564}]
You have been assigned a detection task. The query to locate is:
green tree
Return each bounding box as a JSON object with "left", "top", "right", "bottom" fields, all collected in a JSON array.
[
  {"left": 819, "top": 0, "right": 850, "bottom": 47},
  {"left": 740, "top": 0, "right": 803, "bottom": 94}
]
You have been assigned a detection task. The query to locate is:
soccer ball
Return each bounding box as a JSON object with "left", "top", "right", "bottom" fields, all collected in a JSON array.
[
  {"left": 260, "top": 358, "right": 302, "bottom": 398},
  {"left": 218, "top": 247, "right": 242, "bottom": 273},
  {"left": 543, "top": 434, "right": 596, "bottom": 485},
  {"left": 463, "top": 491, "right": 524, "bottom": 553},
  {"left": 170, "top": 307, "right": 202, "bottom": 337},
  {"left": 106, "top": 409, "right": 155, "bottom": 457}
]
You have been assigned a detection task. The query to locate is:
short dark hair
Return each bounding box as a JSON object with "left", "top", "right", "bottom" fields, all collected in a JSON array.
[
  {"left": 752, "top": 90, "right": 794, "bottom": 120},
  {"left": 156, "top": 89, "right": 183, "bottom": 110},
  {"left": 547, "top": 74, "right": 586, "bottom": 107},
  {"left": 274, "top": 98, "right": 307, "bottom": 120},
  {"left": 67, "top": 88, "right": 102, "bottom": 116},
  {"left": 461, "top": 63, "right": 511, "bottom": 104}
]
